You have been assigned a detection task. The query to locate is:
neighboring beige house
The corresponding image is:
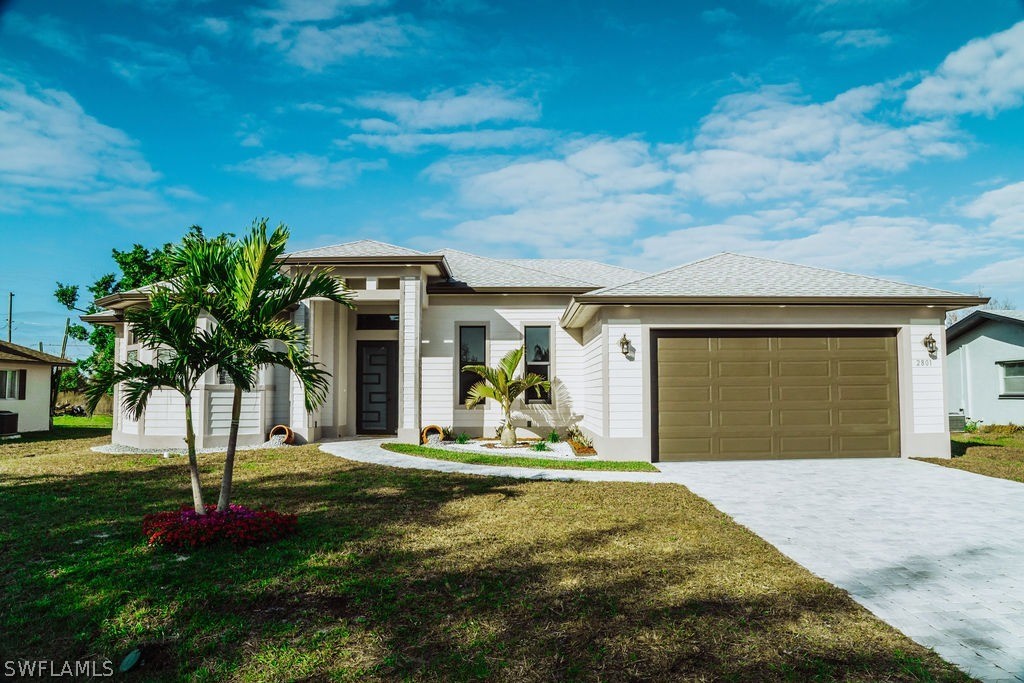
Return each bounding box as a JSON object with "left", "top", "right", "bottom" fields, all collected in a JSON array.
[
  {"left": 87, "top": 241, "right": 985, "bottom": 461},
  {"left": 0, "top": 341, "right": 74, "bottom": 434},
  {"left": 946, "top": 310, "right": 1024, "bottom": 425}
]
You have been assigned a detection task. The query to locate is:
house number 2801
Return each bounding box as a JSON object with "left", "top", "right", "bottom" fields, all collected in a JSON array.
[{"left": 914, "top": 359, "right": 933, "bottom": 367}]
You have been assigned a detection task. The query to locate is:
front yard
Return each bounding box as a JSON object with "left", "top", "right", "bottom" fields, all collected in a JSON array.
[
  {"left": 0, "top": 426, "right": 970, "bottom": 681},
  {"left": 917, "top": 431, "right": 1024, "bottom": 484}
]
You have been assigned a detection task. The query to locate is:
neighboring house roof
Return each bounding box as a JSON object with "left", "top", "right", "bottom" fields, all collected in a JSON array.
[
  {"left": 947, "top": 310, "right": 1024, "bottom": 343},
  {"left": 0, "top": 341, "right": 74, "bottom": 366},
  {"left": 431, "top": 250, "right": 600, "bottom": 291},
  {"left": 504, "top": 259, "right": 647, "bottom": 288}
]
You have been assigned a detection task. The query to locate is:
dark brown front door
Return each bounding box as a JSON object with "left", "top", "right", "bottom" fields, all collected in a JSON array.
[
  {"left": 357, "top": 341, "right": 398, "bottom": 435},
  {"left": 652, "top": 330, "right": 900, "bottom": 462}
]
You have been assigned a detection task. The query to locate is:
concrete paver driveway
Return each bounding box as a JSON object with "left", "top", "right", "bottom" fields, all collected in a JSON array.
[{"left": 658, "top": 458, "right": 1024, "bottom": 682}]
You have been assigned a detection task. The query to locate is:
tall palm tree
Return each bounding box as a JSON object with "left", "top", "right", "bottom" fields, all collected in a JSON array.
[
  {"left": 463, "top": 347, "right": 550, "bottom": 447},
  {"left": 87, "top": 285, "right": 240, "bottom": 514},
  {"left": 175, "top": 220, "right": 353, "bottom": 512}
]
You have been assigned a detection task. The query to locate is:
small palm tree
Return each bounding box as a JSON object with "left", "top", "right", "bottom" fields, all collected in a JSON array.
[
  {"left": 176, "top": 220, "right": 353, "bottom": 512},
  {"left": 463, "top": 347, "right": 550, "bottom": 447},
  {"left": 87, "top": 285, "right": 239, "bottom": 514}
]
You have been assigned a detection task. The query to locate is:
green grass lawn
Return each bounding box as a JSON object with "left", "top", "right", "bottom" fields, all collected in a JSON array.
[
  {"left": 383, "top": 442, "right": 660, "bottom": 472},
  {"left": 917, "top": 431, "right": 1024, "bottom": 484},
  {"left": 0, "top": 433, "right": 971, "bottom": 682}
]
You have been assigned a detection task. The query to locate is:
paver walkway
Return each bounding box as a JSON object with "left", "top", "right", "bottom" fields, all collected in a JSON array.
[{"left": 320, "top": 439, "right": 1024, "bottom": 682}]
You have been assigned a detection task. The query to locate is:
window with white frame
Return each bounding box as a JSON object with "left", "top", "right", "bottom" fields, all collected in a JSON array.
[
  {"left": 0, "top": 370, "right": 23, "bottom": 400},
  {"left": 524, "top": 326, "right": 551, "bottom": 404},
  {"left": 1002, "top": 362, "right": 1024, "bottom": 396}
]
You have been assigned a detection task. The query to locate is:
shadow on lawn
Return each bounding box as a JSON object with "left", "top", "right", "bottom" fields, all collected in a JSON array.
[{"left": 0, "top": 455, "right": 969, "bottom": 682}]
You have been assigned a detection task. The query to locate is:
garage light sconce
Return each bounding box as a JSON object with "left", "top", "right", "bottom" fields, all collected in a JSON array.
[
  {"left": 922, "top": 333, "right": 938, "bottom": 355},
  {"left": 619, "top": 334, "right": 632, "bottom": 356}
]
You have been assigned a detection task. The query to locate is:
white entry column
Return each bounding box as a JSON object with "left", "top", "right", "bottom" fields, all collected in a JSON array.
[{"left": 397, "top": 276, "right": 422, "bottom": 443}]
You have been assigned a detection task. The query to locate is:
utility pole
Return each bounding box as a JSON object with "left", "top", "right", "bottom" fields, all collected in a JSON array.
[{"left": 6, "top": 292, "right": 11, "bottom": 343}]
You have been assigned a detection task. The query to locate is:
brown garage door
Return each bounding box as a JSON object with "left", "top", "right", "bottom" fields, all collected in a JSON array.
[{"left": 652, "top": 330, "right": 900, "bottom": 461}]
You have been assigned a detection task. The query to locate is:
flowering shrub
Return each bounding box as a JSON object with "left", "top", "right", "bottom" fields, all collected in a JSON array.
[{"left": 142, "top": 504, "right": 297, "bottom": 549}]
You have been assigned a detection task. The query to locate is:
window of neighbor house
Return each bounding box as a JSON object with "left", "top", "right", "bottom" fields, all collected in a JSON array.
[
  {"left": 1003, "top": 362, "right": 1024, "bottom": 396},
  {"left": 524, "top": 326, "right": 551, "bottom": 404},
  {"left": 0, "top": 370, "right": 23, "bottom": 400},
  {"left": 217, "top": 367, "right": 233, "bottom": 385},
  {"left": 458, "top": 325, "right": 485, "bottom": 405}
]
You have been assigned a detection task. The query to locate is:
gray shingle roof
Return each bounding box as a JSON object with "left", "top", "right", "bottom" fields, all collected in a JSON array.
[
  {"left": 284, "top": 239, "right": 427, "bottom": 259},
  {"left": 435, "top": 250, "right": 599, "bottom": 290},
  {"left": 505, "top": 259, "right": 647, "bottom": 288},
  {"left": 947, "top": 309, "right": 1024, "bottom": 342},
  {"left": 584, "top": 253, "right": 973, "bottom": 300}
]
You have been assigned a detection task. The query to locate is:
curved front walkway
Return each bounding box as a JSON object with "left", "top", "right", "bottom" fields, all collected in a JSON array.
[{"left": 320, "top": 439, "right": 1024, "bottom": 682}]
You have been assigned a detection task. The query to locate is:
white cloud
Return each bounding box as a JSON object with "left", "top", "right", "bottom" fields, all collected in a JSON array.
[
  {"left": 673, "top": 84, "right": 964, "bottom": 204},
  {"left": 346, "top": 127, "right": 551, "bottom": 152},
  {"left": 228, "top": 152, "right": 386, "bottom": 187},
  {"left": 818, "top": 29, "right": 892, "bottom": 50},
  {"left": 633, "top": 215, "right": 979, "bottom": 274},
  {"left": 762, "top": 0, "right": 912, "bottom": 26},
  {"left": 194, "top": 17, "right": 233, "bottom": 39},
  {"left": 0, "top": 73, "right": 162, "bottom": 214},
  {"left": 906, "top": 21, "right": 1024, "bottom": 117},
  {"left": 252, "top": 5, "right": 421, "bottom": 72},
  {"left": 962, "top": 180, "right": 1024, "bottom": 235},
  {"left": 2, "top": 12, "right": 86, "bottom": 60},
  {"left": 957, "top": 257, "right": 1024, "bottom": 287},
  {"left": 355, "top": 86, "right": 540, "bottom": 130},
  {"left": 255, "top": 0, "right": 393, "bottom": 25},
  {"left": 434, "top": 139, "right": 678, "bottom": 251}
]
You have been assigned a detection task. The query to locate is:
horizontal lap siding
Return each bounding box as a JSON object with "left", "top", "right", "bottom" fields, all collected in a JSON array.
[
  {"left": 581, "top": 320, "right": 604, "bottom": 436},
  {"left": 143, "top": 390, "right": 186, "bottom": 436},
  {"left": 421, "top": 302, "right": 584, "bottom": 433},
  {"left": 607, "top": 321, "right": 642, "bottom": 438},
  {"left": 208, "top": 391, "right": 262, "bottom": 436}
]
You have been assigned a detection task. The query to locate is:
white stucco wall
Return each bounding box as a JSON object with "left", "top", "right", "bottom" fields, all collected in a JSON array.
[
  {"left": 947, "top": 321, "right": 1024, "bottom": 425},
  {"left": 0, "top": 362, "right": 52, "bottom": 433}
]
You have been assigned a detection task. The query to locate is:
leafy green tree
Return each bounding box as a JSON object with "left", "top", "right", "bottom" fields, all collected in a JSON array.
[
  {"left": 172, "top": 220, "right": 353, "bottom": 511},
  {"left": 54, "top": 227, "right": 227, "bottom": 384},
  {"left": 463, "top": 347, "right": 550, "bottom": 447},
  {"left": 87, "top": 284, "right": 242, "bottom": 514}
]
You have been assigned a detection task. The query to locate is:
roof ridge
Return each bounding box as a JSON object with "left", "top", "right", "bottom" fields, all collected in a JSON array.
[
  {"left": 436, "top": 249, "right": 599, "bottom": 288},
  {"left": 587, "top": 252, "right": 728, "bottom": 295},
  {"left": 508, "top": 258, "right": 647, "bottom": 275},
  {"left": 287, "top": 238, "right": 426, "bottom": 256}
]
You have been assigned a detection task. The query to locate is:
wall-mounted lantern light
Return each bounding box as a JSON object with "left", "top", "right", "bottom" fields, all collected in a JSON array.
[
  {"left": 922, "top": 333, "right": 938, "bottom": 354},
  {"left": 619, "top": 334, "right": 631, "bottom": 356}
]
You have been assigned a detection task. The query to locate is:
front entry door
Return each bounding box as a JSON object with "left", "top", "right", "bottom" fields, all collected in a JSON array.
[{"left": 357, "top": 341, "right": 398, "bottom": 434}]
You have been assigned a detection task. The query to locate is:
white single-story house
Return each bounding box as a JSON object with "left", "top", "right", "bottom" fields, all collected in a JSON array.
[
  {"left": 86, "top": 241, "right": 985, "bottom": 461},
  {"left": 0, "top": 341, "right": 74, "bottom": 435},
  {"left": 946, "top": 310, "right": 1024, "bottom": 425}
]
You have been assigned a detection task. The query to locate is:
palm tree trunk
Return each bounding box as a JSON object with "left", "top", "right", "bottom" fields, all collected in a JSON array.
[
  {"left": 217, "top": 384, "right": 243, "bottom": 512},
  {"left": 183, "top": 395, "right": 206, "bottom": 515},
  {"left": 501, "top": 401, "right": 516, "bottom": 446}
]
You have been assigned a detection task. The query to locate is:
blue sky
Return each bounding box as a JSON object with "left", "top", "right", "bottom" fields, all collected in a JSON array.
[{"left": 2, "top": 0, "right": 1024, "bottom": 357}]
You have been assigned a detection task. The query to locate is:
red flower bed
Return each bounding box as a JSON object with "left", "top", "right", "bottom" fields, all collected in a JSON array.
[{"left": 142, "top": 504, "right": 297, "bottom": 549}]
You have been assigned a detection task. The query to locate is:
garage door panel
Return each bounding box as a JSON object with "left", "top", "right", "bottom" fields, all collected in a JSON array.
[
  {"left": 658, "top": 385, "right": 712, "bottom": 402},
  {"left": 777, "top": 385, "right": 831, "bottom": 401},
  {"left": 718, "top": 361, "right": 771, "bottom": 377},
  {"left": 718, "top": 410, "right": 772, "bottom": 427},
  {"left": 717, "top": 337, "right": 771, "bottom": 351},
  {"left": 719, "top": 385, "right": 771, "bottom": 401},
  {"left": 655, "top": 331, "right": 899, "bottom": 461},
  {"left": 776, "top": 336, "right": 831, "bottom": 351},
  {"left": 778, "top": 409, "right": 832, "bottom": 426}
]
